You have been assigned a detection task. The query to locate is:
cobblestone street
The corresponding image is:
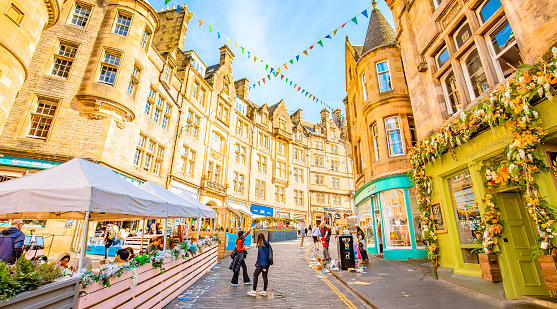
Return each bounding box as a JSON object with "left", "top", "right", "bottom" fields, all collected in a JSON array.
[{"left": 164, "top": 238, "right": 371, "bottom": 309}]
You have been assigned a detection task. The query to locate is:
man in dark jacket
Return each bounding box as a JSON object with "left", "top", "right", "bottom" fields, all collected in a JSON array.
[{"left": 0, "top": 219, "right": 25, "bottom": 264}]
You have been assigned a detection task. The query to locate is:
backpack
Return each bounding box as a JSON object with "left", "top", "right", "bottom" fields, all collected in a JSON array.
[{"left": 268, "top": 243, "right": 274, "bottom": 266}]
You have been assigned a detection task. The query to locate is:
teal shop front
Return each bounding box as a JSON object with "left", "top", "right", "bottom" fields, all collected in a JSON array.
[{"left": 354, "top": 174, "right": 426, "bottom": 261}]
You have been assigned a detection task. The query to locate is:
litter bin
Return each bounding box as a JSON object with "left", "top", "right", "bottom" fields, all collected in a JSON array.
[{"left": 338, "top": 235, "right": 355, "bottom": 270}]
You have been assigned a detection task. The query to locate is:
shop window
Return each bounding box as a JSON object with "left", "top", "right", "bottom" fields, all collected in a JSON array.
[
  {"left": 376, "top": 61, "right": 392, "bottom": 93},
  {"left": 380, "top": 189, "right": 411, "bottom": 248},
  {"left": 485, "top": 18, "right": 522, "bottom": 81},
  {"left": 139, "top": 27, "right": 151, "bottom": 50},
  {"left": 385, "top": 116, "right": 404, "bottom": 156},
  {"left": 27, "top": 98, "right": 58, "bottom": 140},
  {"left": 435, "top": 46, "right": 449, "bottom": 70},
  {"left": 113, "top": 12, "right": 131, "bottom": 36},
  {"left": 408, "top": 191, "right": 424, "bottom": 246},
  {"left": 476, "top": 0, "right": 502, "bottom": 24},
  {"left": 454, "top": 22, "right": 472, "bottom": 50},
  {"left": 127, "top": 65, "right": 141, "bottom": 96},
  {"left": 98, "top": 51, "right": 120, "bottom": 86},
  {"left": 441, "top": 70, "right": 462, "bottom": 115},
  {"left": 371, "top": 123, "right": 380, "bottom": 161},
  {"left": 448, "top": 171, "right": 481, "bottom": 263},
  {"left": 181, "top": 145, "right": 196, "bottom": 176},
  {"left": 462, "top": 49, "right": 489, "bottom": 100},
  {"left": 51, "top": 42, "right": 78, "bottom": 78},
  {"left": 362, "top": 73, "right": 368, "bottom": 101}
]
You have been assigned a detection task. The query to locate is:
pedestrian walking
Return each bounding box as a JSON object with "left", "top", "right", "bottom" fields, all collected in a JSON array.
[
  {"left": 0, "top": 219, "right": 25, "bottom": 264},
  {"left": 320, "top": 223, "right": 331, "bottom": 261},
  {"left": 311, "top": 224, "right": 320, "bottom": 250},
  {"left": 230, "top": 224, "right": 258, "bottom": 286},
  {"left": 298, "top": 224, "right": 305, "bottom": 248},
  {"left": 356, "top": 226, "right": 369, "bottom": 263},
  {"left": 247, "top": 233, "right": 273, "bottom": 297}
]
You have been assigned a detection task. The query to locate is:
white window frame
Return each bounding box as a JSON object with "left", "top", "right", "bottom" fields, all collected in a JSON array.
[
  {"left": 435, "top": 46, "right": 449, "bottom": 70},
  {"left": 484, "top": 17, "right": 520, "bottom": 82},
  {"left": 51, "top": 42, "right": 78, "bottom": 78},
  {"left": 70, "top": 3, "right": 92, "bottom": 28},
  {"left": 372, "top": 123, "right": 380, "bottom": 161},
  {"left": 384, "top": 116, "right": 405, "bottom": 157},
  {"left": 376, "top": 61, "right": 392, "bottom": 93},
  {"left": 476, "top": 0, "right": 502, "bottom": 25},
  {"left": 440, "top": 69, "right": 462, "bottom": 116},
  {"left": 362, "top": 73, "right": 368, "bottom": 101},
  {"left": 460, "top": 48, "right": 489, "bottom": 101}
]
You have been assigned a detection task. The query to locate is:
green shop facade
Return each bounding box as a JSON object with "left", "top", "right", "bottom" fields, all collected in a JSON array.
[
  {"left": 420, "top": 97, "right": 557, "bottom": 300},
  {"left": 354, "top": 174, "right": 427, "bottom": 261}
]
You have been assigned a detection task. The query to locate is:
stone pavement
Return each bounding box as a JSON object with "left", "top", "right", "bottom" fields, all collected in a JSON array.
[
  {"left": 164, "top": 237, "right": 370, "bottom": 309},
  {"left": 165, "top": 235, "right": 547, "bottom": 309}
]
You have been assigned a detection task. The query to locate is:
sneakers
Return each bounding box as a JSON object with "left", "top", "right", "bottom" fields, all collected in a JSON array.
[
  {"left": 244, "top": 281, "right": 253, "bottom": 285},
  {"left": 259, "top": 291, "right": 268, "bottom": 296},
  {"left": 247, "top": 290, "right": 257, "bottom": 297},
  {"left": 231, "top": 283, "right": 240, "bottom": 287}
]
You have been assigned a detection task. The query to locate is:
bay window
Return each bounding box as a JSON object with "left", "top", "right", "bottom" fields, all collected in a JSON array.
[
  {"left": 376, "top": 61, "right": 392, "bottom": 92},
  {"left": 384, "top": 116, "right": 404, "bottom": 156}
]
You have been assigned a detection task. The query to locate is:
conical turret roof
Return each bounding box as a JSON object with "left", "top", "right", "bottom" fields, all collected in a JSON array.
[{"left": 362, "top": 3, "right": 397, "bottom": 56}]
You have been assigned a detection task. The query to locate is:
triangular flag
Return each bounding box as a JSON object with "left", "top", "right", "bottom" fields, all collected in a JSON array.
[
  {"left": 290, "top": 81, "right": 293, "bottom": 86},
  {"left": 317, "top": 40, "right": 323, "bottom": 47},
  {"left": 310, "top": 45, "right": 314, "bottom": 49},
  {"left": 217, "top": 32, "right": 221, "bottom": 39},
  {"left": 305, "top": 92, "right": 308, "bottom": 97},
  {"left": 248, "top": 52, "right": 251, "bottom": 59},
  {"left": 342, "top": 23, "right": 347, "bottom": 28},
  {"left": 325, "top": 35, "right": 332, "bottom": 39},
  {"left": 270, "top": 68, "right": 274, "bottom": 74},
  {"left": 254, "top": 56, "right": 257, "bottom": 62},
  {"left": 258, "top": 81, "right": 261, "bottom": 86},
  {"left": 281, "top": 75, "right": 284, "bottom": 80},
  {"left": 303, "top": 50, "right": 308, "bottom": 56},
  {"left": 274, "top": 71, "right": 278, "bottom": 77},
  {"left": 362, "top": 9, "right": 368, "bottom": 18},
  {"left": 302, "top": 89, "right": 305, "bottom": 94},
  {"left": 333, "top": 29, "right": 338, "bottom": 35},
  {"left": 263, "top": 78, "right": 265, "bottom": 84},
  {"left": 277, "top": 67, "right": 281, "bottom": 73},
  {"left": 176, "top": 5, "right": 182, "bottom": 13},
  {"left": 241, "top": 47, "right": 244, "bottom": 54},
  {"left": 267, "top": 74, "right": 270, "bottom": 80},
  {"left": 252, "top": 84, "right": 256, "bottom": 88},
  {"left": 351, "top": 17, "right": 358, "bottom": 24},
  {"left": 297, "top": 87, "right": 301, "bottom": 91},
  {"left": 249, "top": 87, "right": 252, "bottom": 91},
  {"left": 284, "top": 63, "right": 288, "bottom": 69},
  {"left": 235, "top": 42, "right": 238, "bottom": 48},
  {"left": 286, "top": 78, "right": 289, "bottom": 83},
  {"left": 227, "top": 38, "right": 230, "bottom": 43},
  {"left": 199, "top": 19, "right": 203, "bottom": 27},
  {"left": 290, "top": 59, "right": 294, "bottom": 64},
  {"left": 165, "top": 0, "right": 170, "bottom": 4},
  {"left": 309, "top": 94, "right": 312, "bottom": 99},
  {"left": 296, "top": 55, "right": 300, "bottom": 62},
  {"left": 208, "top": 25, "right": 213, "bottom": 32},
  {"left": 265, "top": 64, "right": 269, "bottom": 70}
]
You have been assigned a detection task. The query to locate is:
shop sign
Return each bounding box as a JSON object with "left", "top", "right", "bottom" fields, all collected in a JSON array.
[
  {"left": 250, "top": 204, "right": 274, "bottom": 216},
  {"left": 354, "top": 174, "right": 413, "bottom": 205},
  {"left": 0, "top": 156, "right": 59, "bottom": 170}
]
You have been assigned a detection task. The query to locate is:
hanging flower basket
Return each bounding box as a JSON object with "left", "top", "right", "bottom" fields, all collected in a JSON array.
[
  {"left": 478, "top": 253, "right": 502, "bottom": 282},
  {"left": 537, "top": 255, "right": 557, "bottom": 290}
]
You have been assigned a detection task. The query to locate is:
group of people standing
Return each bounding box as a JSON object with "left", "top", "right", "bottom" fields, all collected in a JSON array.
[
  {"left": 229, "top": 224, "right": 274, "bottom": 297},
  {"left": 308, "top": 223, "right": 369, "bottom": 264}
]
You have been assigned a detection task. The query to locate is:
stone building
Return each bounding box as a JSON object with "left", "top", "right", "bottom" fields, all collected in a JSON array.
[
  {"left": 344, "top": 2, "right": 425, "bottom": 261},
  {"left": 387, "top": 0, "right": 557, "bottom": 300},
  {"left": 0, "top": 0, "right": 63, "bottom": 135},
  {"left": 0, "top": 1, "right": 353, "bottom": 254}
]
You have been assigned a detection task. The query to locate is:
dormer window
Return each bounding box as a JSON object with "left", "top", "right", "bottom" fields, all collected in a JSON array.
[
  {"left": 279, "top": 116, "right": 286, "bottom": 130},
  {"left": 262, "top": 112, "right": 268, "bottom": 124},
  {"left": 191, "top": 57, "right": 206, "bottom": 76},
  {"left": 163, "top": 63, "right": 173, "bottom": 84},
  {"left": 223, "top": 78, "right": 230, "bottom": 95}
]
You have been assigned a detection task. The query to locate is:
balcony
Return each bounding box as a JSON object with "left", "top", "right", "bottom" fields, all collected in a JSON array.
[
  {"left": 273, "top": 128, "right": 292, "bottom": 141},
  {"left": 201, "top": 176, "right": 227, "bottom": 195}
]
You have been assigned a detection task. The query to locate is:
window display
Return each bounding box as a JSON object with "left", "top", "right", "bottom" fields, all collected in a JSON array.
[
  {"left": 358, "top": 198, "right": 374, "bottom": 246},
  {"left": 380, "top": 189, "right": 411, "bottom": 247},
  {"left": 408, "top": 191, "right": 424, "bottom": 246},
  {"left": 448, "top": 171, "right": 480, "bottom": 245}
]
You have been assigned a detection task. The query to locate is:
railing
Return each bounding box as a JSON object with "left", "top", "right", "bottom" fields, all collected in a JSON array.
[
  {"left": 273, "top": 128, "right": 292, "bottom": 140},
  {"left": 202, "top": 177, "right": 227, "bottom": 194}
]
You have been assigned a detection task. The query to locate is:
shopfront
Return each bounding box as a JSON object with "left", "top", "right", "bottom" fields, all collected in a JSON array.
[{"left": 354, "top": 174, "right": 426, "bottom": 261}]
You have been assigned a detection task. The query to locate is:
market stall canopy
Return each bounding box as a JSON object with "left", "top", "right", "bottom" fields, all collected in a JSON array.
[
  {"left": 226, "top": 202, "right": 254, "bottom": 218},
  {"left": 0, "top": 158, "right": 169, "bottom": 220},
  {"left": 139, "top": 182, "right": 199, "bottom": 218},
  {"left": 177, "top": 192, "right": 216, "bottom": 218}
]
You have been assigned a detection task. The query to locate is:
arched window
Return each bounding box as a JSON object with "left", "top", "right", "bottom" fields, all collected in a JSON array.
[{"left": 210, "top": 131, "right": 224, "bottom": 153}]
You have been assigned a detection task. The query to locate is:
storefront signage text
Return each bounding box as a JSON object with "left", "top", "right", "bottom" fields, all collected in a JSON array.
[
  {"left": 250, "top": 204, "right": 274, "bottom": 216},
  {"left": 0, "top": 156, "right": 59, "bottom": 170}
]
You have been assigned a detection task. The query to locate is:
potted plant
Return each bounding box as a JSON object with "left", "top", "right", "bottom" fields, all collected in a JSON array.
[{"left": 474, "top": 194, "right": 503, "bottom": 282}]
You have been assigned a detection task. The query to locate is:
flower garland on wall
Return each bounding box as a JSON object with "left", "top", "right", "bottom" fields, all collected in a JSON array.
[
  {"left": 409, "top": 48, "right": 557, "bottom": 275},
  {"left": 79, "top": 235, "right": 218, "bottom": 292}
]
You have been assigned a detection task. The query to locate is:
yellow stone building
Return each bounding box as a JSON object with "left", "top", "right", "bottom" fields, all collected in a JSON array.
[
  {"left": 344, "top": 3, "right": 425, "bottom": 261},
  {"left": 0, "top": 1, "right": 354, "bottom": 255}
]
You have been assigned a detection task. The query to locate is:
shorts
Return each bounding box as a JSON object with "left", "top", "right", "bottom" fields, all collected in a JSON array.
[{"left": 313, "top": 236, "right": 319, "bottom": 243}]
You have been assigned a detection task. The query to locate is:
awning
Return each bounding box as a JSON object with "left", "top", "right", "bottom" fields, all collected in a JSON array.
[
  {"left": 226, "top": 203, "right": 254, "bottom": 218},
  {"left": 138, "top": 182, "right": 199, "bottom": 218}
]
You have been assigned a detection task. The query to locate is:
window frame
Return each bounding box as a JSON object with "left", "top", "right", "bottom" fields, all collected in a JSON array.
[
  {"left": 460, "top": 48, "right": 489, "bottom": 101},
  {"left": 384, "top": 116, "right": 405, "bottom": 157},
  {"left": 484, "top": 16, "right": 521, "bottom": 82},
  {"left": 181, "top": 145, "right": 196, "bottom": 176},
  {"left": 371, "top": 122, "right": 380, "bottom": 161},
  {"left": 113, "top": 11, "right": 132, "bottom": 37},
  {"left": 453, "top": 22, "right": 472, "bottom": 51},
  {"left": 440, "top": 69, "right": 462, "bottom": 116},
  {"left": 6, "top": 3, "right": 24, "bottom": 25},
  {"left": 476, "top": 0, "right": 502, "bottom": 25},
  {"left": 26, "top": 98, "right": 59, "bottom": 140},
  {"left": 362, "top": 73, "right": 368, "bottom": 102},
  {"left": 255, "top": 179, "right": 266, "bottom": 199},
  {"left": 98, "top": 49, "right": 121, "bottom": 86},
  {"left": 376, "top": 61, "right": 392, "bottom": 93},
  {"left": 139, "top": 27, "right": 152, "bottom": 50},
  {"left": 69, "top": 2, "right": 92, "bottom": 28},
  {"left": 127, "top": 64, "right": 141, "bottom": 96},
  {"left": 51, "top": 42, "right": 78, "bottom": 79}
]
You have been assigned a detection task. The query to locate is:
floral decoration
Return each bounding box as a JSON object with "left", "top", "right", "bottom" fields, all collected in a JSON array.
[
  {"left": 79, "top": 235, "right": 217, "bottom": 291},
  {"left": 409, "top": 48, "right": 557, "bottom": 274}
]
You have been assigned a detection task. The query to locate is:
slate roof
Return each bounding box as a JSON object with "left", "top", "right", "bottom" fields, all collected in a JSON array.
[
  {"left": 353, "top": 45, "right": 364, "bottom": 61},
  {"left": 361, "top": 7, "right": 397, "bottom": 56}
]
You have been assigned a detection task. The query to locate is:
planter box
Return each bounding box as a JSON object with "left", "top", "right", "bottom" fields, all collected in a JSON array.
[
  {"left": 538, "top": 255, "right": 557, "bottom": 290},
  {"left": 77, "top": 242, "right": 218, "bottom": 309},
  {"left": 478, "top": 253, "right": 502, "bottom": 282},
  {"left": 0, "top": 277, "right": 80, "bottom": 309}
]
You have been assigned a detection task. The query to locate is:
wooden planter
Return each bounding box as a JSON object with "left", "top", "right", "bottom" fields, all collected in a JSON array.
[
  {"left": 478, "top": 253, "right": 502, "bottom": 282},
  {"left": 0, "top": 277, "right": 80, "bottom": 309},
  {"left": 537, "top": 255, "right": 557, "bottom": 290}
]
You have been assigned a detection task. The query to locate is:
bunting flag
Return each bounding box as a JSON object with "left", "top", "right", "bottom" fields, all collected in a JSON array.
[
  {"left": 285, "top": 78, "right": 288, "bottom": 83},
  {"left": 176, "top": 5, "right": 182, "bottom": 13},
  {"left": 290, "top": 81, "right": 292, "bottom": 86},
  {"left": 265, "top": 64, "right": 269, "bottom": 70},
  {"left": 208, "top": 25, "right": 213, "bottom": 32},
  {"left": 309, "top": 45, "right": 314, "bottom": 50},
  {"left": 241, "top": 47, "right": 244, "bottom": 54},
  {"left": 317, "top": 40, "right": 323, "bottom": 47},
  {"left": 165, "top": 0, "right": 170, "bottom": 4},
  {"left": 277, "top": 67, "right": 281, "bottom": 73},
  {"left": 290, "top": 59, "right": 294, "bottom": 64},
  {"left": 303, "top": 50, "right": 308, "bottom": 56},
  {"left": 325, "top": 35, "right": 332, "bottom": 39},
  {"left": 248, "top": 52, "right": 251, "bottom": 59},
  {"left": 254, "top": 56, "right": 257, "bottom": 62},
  {"left": 342, "top": 23, "right": 347, "bottom": 28},
  {"left": 270, "top": 68, "right": 274, "bottom": 74},
  {"left": 198, "top": 19, "right": 203, "bottom": 27},
  {"left": 284, "top": 63, "right": 288, "bottom": 69},
  {"left": 351, "top": 17, "right": 358, "bottom": 24},
  {"left": 267, "top": 74, "right": 270, "bottom": 80},
  {"left": 296, "top": 55, "right": 300, "bottom": 62},
  {"left": 333, "top": 29, "right": 338, "bottom": 36},
  {"left": 227, "top": 38, "right": 230, "bottom": 43},
  {"left": 262, "top": 78, "right": 265, "bottom": 84},
  {"left": 217, "top": 32, "right": 221, "bottom": 39},
  {"left": 281, "top": 75, "right": 284, "bottom": 80},
  {"left": 258, "top": 81, "right": 260, "bottom": 86},
  {"left": 362, "top": 9, "right": 368, "bottom": 18}
]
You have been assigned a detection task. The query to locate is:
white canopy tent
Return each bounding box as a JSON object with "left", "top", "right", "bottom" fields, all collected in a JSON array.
[
  {"left": 0, "top": 158, "right": 195, "bottom": 272},
  {"left": 177, "top": 192, "right": 216, "bottom": 240}
]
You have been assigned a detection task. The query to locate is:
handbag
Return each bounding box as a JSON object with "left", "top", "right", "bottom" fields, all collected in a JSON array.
[{"left": 230, "top": 248, "right": 238, "bottom": 259}]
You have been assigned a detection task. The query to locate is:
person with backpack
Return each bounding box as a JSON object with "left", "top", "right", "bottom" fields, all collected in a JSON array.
[
  {"left": 230, "top": 224, "right": 259, "bottom": 286},
  {"left": 320, "top": 223, "right": 331, "bottom": 261},
  {"left": 0, "top": 219, "right": 25, "bottom": 264},
  {"left": 248, "top": 233, "right": 273, "bottom": 297}
]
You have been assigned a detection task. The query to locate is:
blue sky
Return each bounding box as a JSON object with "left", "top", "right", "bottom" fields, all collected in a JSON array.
[{"left": 152, "top": 0, "right": 395, "bottom": 123}]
